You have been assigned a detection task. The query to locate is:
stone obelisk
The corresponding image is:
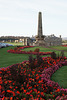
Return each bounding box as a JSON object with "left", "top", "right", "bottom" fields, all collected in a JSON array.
[
  {"left": 38, "top": 12, "right": 43, "bottom": 38},
  {"left": 35, "top": 12, "right": 45, "bottom": 46},
  {"left": 36, "top": 12, "right": 44, "bottom": 40}
]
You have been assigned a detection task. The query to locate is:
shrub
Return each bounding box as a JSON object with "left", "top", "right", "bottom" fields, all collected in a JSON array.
[
  {"left": 36, "top": 54, "right": 43, "bottom": 65},
  {"left": 60, "top": 50, "right": 65, "bottom": 59},
  {"left": 28, "top": 54, "right": 43, "bottom": 70},
  {"left": 29, "top": 50, "right": 32, "bottom": 52},
  {"left": 51, "top": 51, "right": 56, "bottom": 59},
  {"left": 28, "top": 55, "right": 36, "bottom": 70},
  {"left": 34, "top": 48, "right": 40, "bottom": 52}
]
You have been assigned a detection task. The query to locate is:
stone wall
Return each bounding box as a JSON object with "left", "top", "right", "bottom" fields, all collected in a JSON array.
[{"left": 44, "top": 35, "right": 62, "bottom": 46}]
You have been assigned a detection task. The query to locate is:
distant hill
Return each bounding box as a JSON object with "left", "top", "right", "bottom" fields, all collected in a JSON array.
[{"left": 62, "top": 37, "right": 67, "bottom": 40}]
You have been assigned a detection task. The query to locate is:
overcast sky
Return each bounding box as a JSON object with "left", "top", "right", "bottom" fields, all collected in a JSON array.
[{"left": 0, "top": 0, "right": 67, "bottom": 37}]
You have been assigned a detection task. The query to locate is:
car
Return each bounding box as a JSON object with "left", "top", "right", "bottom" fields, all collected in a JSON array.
[
  {"left": 0, "top": 43, "right": 6, "bottom": 48},
  {"left": 0, "top": 43, "right": 2, "bottom": 48},
  {"left": 0, "top": 43, "right": 14, "bottom": 48}
]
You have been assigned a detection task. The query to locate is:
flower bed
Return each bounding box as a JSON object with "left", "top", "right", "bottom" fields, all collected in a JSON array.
[
  {"left": 61, "top": 45, "right": 67, "bottom": 47},
  {"left": 7, "top": 46, "right": 52, "bottom": 55},
  {"left": 41, "top": 60, "right": 67, "bottom": 99},
  {"left": 0, "top": 56, "right": 67, "bottom": 100}
]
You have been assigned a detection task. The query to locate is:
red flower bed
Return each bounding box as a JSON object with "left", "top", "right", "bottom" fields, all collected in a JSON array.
[
  {"left": 0, "top": 56, "right": 67, "bottom": 100},
  {"left": 61, "top": 45, "right": 67, "bottom": 47},
  {"left": 7, "top": 46, "right": 52, "bottom": 55}
]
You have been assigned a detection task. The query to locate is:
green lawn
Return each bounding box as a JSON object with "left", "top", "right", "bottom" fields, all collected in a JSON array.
[
  {"left": 0, "top": 45, "right": 67, "bottom": 68},
  {"left": 0, "top": 46, "right": 35, "bottom": 68},
  {"left": 50, "top": 46, "right": 67, "bottom": 51},
  {"left": 24, "top": 46, "right": 55, "bottom": 52},
  {"left": 51, "top": 66, "right": 67, "bottom": 88}
]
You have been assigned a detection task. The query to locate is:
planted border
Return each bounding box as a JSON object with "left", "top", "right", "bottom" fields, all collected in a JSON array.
[
  {"left": 0, "top": 57, "right": 67, "bottom": 100},
  {"left": 7, "top": 46, "right": 52, "bottom": 55},
  {"left": 41, "top": 60, "right": 67, "bottom": 99}
]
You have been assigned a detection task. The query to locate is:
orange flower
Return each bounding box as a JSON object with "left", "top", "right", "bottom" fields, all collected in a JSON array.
[{"left": 37, "top": 91, "right": 40, "bottom": 94}]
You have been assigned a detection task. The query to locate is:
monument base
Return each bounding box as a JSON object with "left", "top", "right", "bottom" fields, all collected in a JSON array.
[{"left": 34, "top": 40, "right": 45, "bottom": 46}]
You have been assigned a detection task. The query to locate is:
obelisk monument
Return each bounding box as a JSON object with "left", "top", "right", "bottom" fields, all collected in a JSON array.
[
  {"left": 35, "top": 12, "right": 45, "bottom": 46},
  {"left": 38, "top": 12, "right": 43, "bottom": 38}
]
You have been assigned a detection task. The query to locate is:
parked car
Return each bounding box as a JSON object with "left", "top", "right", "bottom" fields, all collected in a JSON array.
[
  {"left": 0, "top": 43, "right": 2, "bottom": 48},
  {"left": 0, "top": 43, "right": 6, "bottom": 48},
  {"left": 0, "top": 43, "right": 13, "bottom": 48}
]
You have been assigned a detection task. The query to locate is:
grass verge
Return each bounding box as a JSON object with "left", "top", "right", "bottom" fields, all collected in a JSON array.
[{"left": 51, "top": 65, "right": 67, "bottom": 88}]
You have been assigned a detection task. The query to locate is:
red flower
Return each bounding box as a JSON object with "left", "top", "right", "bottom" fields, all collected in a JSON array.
[
  {"left": 13, "top": 83, "right": 15, "bottom": 85},
  {"left": 50, "top": 92, "right": 52, "bottom": 94},
  {"left": 0, "top": 71, "right": 2, "bottom": 74},
  {"left": 27, "top": 84, "right": 29, "bottom": 87},
  {"left": 16, "top": 91, "right": 20, "bottom": 94},
  {"left": 62, "top": 94, "right": 64, "bottom": 96},
  {"left": 10, "top": 97, "right": 13, "bottom": 100},
  {"left": 7, "top": 90, "right": 11, "bottom": 93},
  {"left": 53, "top": 95, "right": 55, "bottom": 97},
  {"left": 24, "top": 90, "right": 26, "bottom": 93},
  {"left": 34, "top": 89, "right": 37, "bottom": 92},
  {"left": 8, "top": 80, "right": 12, "bottom": 83},
  {"left": 26, "top": 92, "right": 30, "bottom": 95},
  {"left": 56, "top": 89, "right": 60, "bottom": 92},
  {"left": 36, "top": 76, "right": 39, "bottom": 80},
  {"left": 28, "top": 86, "right": 32, "bottom": 89},
  {"left": 9, "top": 86, "right": 13, "bottom": 89},
  {"left": 41, "top": 92, "right": 44, "bottom": 96}
]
